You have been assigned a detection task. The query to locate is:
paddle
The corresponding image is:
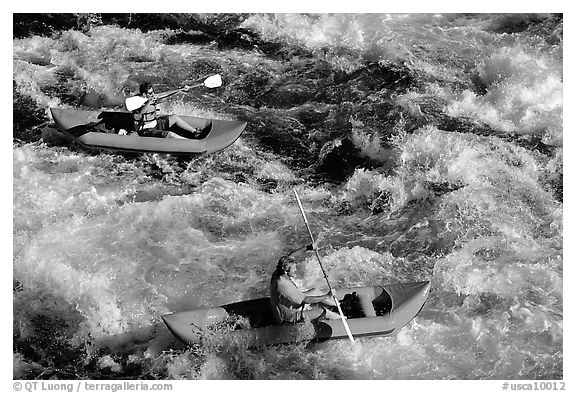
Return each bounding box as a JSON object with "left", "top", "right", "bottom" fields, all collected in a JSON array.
[
  {"left": 293, "top": 188, "right": 355, "bottom": 343},
  {"left": 183, "top": 74, "right": 223, "bottom": 90},
  {"left": 126, "top": 74, "right": 224, "bottom": 110}
]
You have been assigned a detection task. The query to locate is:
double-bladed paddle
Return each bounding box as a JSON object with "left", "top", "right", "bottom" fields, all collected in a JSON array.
[
  {"left": 126, "top": 74, "right": 224, "bottom": 111},
  {"left": 293, "top": 188, "right": 355, "bottom": 343}
]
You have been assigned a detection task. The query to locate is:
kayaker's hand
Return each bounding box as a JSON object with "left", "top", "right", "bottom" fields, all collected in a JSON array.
[
  {"left": 324, "top": 296, "right": 337, "bottom": 307},
  {"left": 181, "top": 85, "right": 191, "bottom": 92}
]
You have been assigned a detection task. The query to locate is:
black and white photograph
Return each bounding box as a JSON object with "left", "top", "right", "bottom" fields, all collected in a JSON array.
[{"left": 12, "top": 11, "right": 564, "bottom": 385}]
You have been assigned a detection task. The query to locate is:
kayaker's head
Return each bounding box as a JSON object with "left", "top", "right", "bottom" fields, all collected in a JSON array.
[
  {"left": 139, "top": 82, "right": 154, "bottom": 97},
  {"left": 277, "top": 255, "right": 298, "bottom": 277}
]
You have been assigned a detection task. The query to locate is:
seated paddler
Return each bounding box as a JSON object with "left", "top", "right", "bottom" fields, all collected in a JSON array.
[
  {"left": 124, "top": 82, "right": 202, "bottom": 139},
  {"left": 270, "top": 255, "right": 341, "bottom": 324}
]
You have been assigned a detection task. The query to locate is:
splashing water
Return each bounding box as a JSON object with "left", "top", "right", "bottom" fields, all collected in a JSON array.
[{"left": 13, "top": 13, "right": 562, "bottom": 380}]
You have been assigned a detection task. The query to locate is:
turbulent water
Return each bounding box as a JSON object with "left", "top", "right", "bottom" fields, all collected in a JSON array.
[{"left": 13, "top": 13, "right": 563, "bottom": 380}]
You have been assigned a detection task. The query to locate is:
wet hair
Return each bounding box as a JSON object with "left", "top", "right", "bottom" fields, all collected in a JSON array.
[
  {"left": 139, "top": 82, "right": 153, "bottom": 94},
  {"left": 277, "top": 255, "right": 297, "bottom": 273}
]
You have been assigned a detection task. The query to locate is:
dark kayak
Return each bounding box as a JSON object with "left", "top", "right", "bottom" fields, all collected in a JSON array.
[
  {"left": 162, "top": 281, "right": 430, "bottom": 348},
  {"left": 49, "top": 107, "right": 247, "bottom": 155}
]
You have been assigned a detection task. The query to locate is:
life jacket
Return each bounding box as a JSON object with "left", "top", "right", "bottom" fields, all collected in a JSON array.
[{"left": 269, "top": 271, "right": 306, "bottom": 324}]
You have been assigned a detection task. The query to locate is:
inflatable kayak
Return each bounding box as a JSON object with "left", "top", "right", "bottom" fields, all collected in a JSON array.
[
  {"left": 49, "top": 107, "right": 247, "bottom": 155},
  {"left": 162, "top": 281, "right": 430, "bottom": 348}
]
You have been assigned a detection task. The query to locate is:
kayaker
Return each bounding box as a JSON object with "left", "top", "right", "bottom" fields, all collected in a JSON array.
[
  {"left": 270, "top": 256, "right": 341, "bottom": 324},
  {"left": 124, "top": 82, "right": 201, "bottom": 139}
]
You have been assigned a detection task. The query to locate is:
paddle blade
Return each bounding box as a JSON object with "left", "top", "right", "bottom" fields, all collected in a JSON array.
[
  {"left": 203, "top": 74, "right": 222, "bottom": 88},
  {"left": 125, "top": 96, "right": 148, "bottom": 111}
]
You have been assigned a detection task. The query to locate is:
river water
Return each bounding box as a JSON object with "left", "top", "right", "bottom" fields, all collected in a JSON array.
[{"left": 12, "top": 13, "right": 563, "bottom": 380}]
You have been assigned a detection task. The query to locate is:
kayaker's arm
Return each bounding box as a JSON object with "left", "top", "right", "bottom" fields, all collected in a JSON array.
[{"left": 303, "top": 293, "right": 336, "bottom": 307}]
